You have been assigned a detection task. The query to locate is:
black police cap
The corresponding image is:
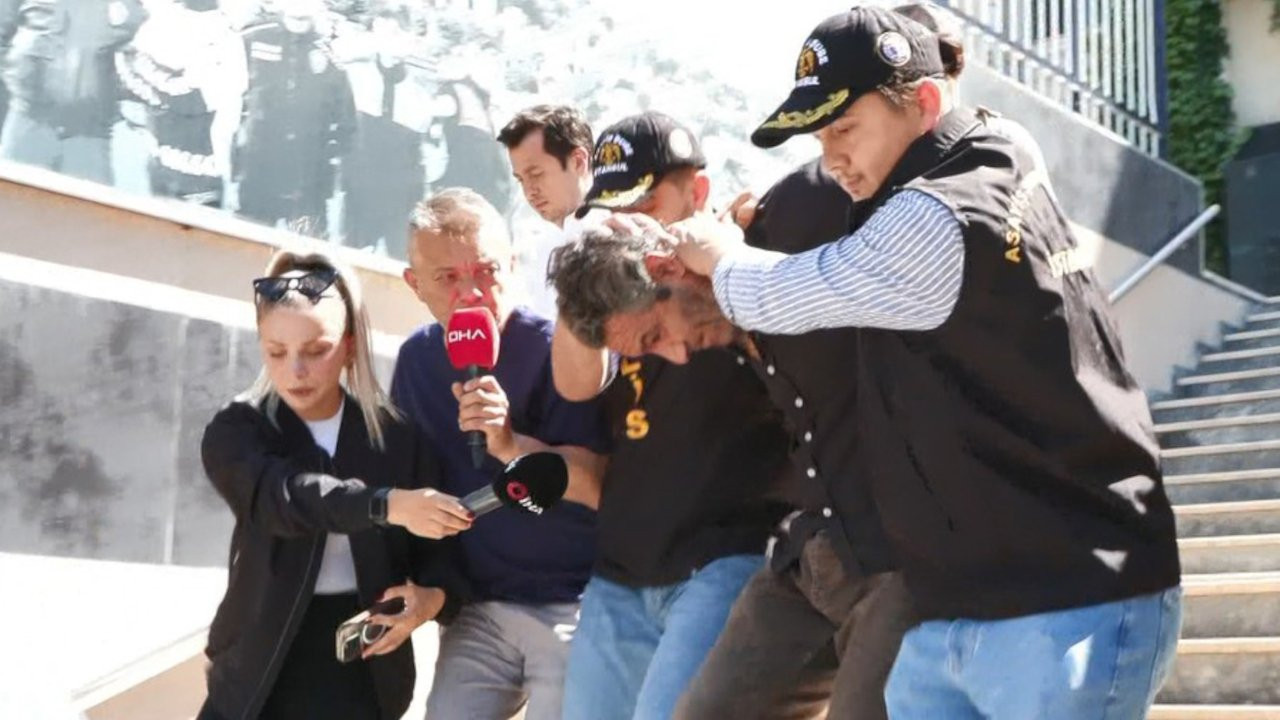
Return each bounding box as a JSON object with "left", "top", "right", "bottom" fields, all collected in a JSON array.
[
  {"left": 578, "top": 111, "right": 707, "bottom": 217},
  {"left": 751, "top": 6, "right": 944, "bottom": 149}
]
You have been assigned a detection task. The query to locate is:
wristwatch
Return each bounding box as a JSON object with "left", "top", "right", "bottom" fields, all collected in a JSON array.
[{"left": 369, "top": 487, "right": 392, "bottom": 527}]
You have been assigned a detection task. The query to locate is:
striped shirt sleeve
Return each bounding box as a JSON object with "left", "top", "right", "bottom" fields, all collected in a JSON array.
[{"left": 711, "top": 189, "right": 965, "bottom": 334}]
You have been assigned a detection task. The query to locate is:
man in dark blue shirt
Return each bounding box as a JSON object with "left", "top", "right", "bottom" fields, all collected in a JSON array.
[{"left": 390, "top": 187, "right": 609, "bottom": 720}]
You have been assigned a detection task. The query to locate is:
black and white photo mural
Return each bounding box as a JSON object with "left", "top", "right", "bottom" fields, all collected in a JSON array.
[{"left": 0, "top": 0, "right": 835, "bottom": 306}]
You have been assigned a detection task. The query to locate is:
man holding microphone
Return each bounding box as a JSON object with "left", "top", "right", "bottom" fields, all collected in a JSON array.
[
  {"left": 549, "top": 7, "right": 1182, "bottom": 718},
  {"left": 391, "top": 188, "right": 609, "bottom": 720}
]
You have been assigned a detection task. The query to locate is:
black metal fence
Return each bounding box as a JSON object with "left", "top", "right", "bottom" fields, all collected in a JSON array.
[{"left": 938, "top": 0, "right": 1165, "bottom": 157}]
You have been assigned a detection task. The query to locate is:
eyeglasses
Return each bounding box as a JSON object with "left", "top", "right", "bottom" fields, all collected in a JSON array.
[{"left": 252, "top": 268, "right": 339, "bottom": 303}]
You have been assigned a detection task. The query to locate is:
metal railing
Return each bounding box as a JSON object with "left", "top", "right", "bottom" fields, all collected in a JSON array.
[
  {"left": 938, "top": 0, "right": 1165, "bottom": 157},
  {"left": 1108, "top": 205, "right": 1220, "bottom": 303}
]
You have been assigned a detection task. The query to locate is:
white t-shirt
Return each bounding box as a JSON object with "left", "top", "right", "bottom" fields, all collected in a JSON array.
[
  {"left": 304, "top": 400, "right": 360, "bottom": 595},
  {"left": 519, "top": 207, "right": 612, "bottom": 318}
]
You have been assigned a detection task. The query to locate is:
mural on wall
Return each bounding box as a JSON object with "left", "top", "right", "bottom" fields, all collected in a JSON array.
[{"left": 0, "top": 0, "right": 832, "bottom": 307}]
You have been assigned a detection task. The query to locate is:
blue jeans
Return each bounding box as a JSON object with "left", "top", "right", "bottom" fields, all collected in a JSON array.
[
  {"left": 886, "top": 587, "right": 1183, "bottom": 719},
  {"left": 562, "top": 554, "right": 763, "bottom": 720}
]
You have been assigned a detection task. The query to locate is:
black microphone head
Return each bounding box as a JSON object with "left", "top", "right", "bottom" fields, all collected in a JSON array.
[{"left": 493, "top": 452, "right": 568, "bottom": 515}]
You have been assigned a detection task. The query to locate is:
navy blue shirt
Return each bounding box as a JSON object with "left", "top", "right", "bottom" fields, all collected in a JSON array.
[{"left": 390, "top": 307, "right": 608, "bottom": 604}]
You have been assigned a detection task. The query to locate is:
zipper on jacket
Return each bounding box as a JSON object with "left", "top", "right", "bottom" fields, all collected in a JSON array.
[{"left": 241, "top": 533, "right": 324, "bottom": 720}]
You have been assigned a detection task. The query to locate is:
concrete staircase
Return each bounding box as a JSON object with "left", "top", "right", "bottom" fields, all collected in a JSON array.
[{"left": 1150, "top": 298, "right": 1280, "bottom": 719}]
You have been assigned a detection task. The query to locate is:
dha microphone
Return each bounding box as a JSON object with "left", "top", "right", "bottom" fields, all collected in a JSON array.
[
  {"left": 444, "top": 306, "right": 500, "bottom": 469},
  {"left": 460, "top": 452, "right": 569, "bottom": 518}
]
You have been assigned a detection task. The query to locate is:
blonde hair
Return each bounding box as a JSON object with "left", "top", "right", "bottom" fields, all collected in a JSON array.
[{"left": 246, "top": 249, "right": 397, "bottom": 450}]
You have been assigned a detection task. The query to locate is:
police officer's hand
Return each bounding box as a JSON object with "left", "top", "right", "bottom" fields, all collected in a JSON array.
[
  {"left": 720, "top": 191, "right": 761, "bottom": 230},
  {"left": 667, "top": 211, "right": 746, "bottom": 278},
  {"left": 601, "top": 212, "right": 669, "bottom": 239},
  {"left": 453, "top": 375, "right": 517, "bottom": 462}
]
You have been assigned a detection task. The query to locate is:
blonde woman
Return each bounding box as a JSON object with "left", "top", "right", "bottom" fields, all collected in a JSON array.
[{"left": 198, "top": 250, "right": 472, "bottom": 720}]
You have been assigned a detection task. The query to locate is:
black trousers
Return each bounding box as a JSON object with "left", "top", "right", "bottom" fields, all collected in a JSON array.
[
  {"left": 675, "top": 531, "right": 915, "bottom": 720},
  {"left": 258, "top": 593, "right": 380, "bottom": 720}
]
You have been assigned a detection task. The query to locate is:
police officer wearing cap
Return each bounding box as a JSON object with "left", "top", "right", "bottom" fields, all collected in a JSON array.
[
  {"left": 550, "top": 112, "right": 794, "bottom": 720},
  {"left": 0, "top": 0, "right": 145, "bottom": 183},
  {"left": 235, "top": 0, "right": 355, "bottom": 236},
  {"left": 657, "top": 6, "right": 1181, "bottom": 718},
  {"left": 116, "top": 0, "right": 247, "bottom": 207}
]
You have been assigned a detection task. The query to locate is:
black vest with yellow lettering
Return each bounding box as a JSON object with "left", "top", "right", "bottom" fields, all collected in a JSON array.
[
  {"left": 594, "top": 350, "right": 795, "bottom": 587},
  {"left": 852, "top": 107, "right": 1180, "bottom": 620}
]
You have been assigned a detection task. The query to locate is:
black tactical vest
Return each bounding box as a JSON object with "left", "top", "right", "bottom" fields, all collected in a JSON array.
[{"left": 849, "top": 107, "right": 1180, "bottom": 620}]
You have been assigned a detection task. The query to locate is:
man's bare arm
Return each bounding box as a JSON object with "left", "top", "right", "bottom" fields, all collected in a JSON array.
[{"left": 551, "top": 320, "right": 612, "bottom": 402}]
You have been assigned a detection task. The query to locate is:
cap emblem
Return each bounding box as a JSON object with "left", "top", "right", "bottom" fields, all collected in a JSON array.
[
  {"left": 876, "top": 31, "right": 911, "bottom": 67},
  {"left": 668, "top": 128, "right": 694, "bottom": 160},
  {"left": 593, "top": 134, "right": 633, "bottom": 176},
  {"left": 794, "top": 38, "right": 829, "bottom": 88}
]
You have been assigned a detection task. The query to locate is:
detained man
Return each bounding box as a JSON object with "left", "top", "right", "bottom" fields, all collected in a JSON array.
[
  {"left": 548, "top": 7, "right": 1182, "bottom": 719},
  {"left": 553, "top": 112, "right": 796, "bottom": 720},
  {"left": 550, "top": 157, "right": 914, "bottom": 720}
]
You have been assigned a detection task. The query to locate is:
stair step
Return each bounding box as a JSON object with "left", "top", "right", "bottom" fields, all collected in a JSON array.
[
  {"left": 1201, "top": 345, "right": 1280, "bottom": 364},
  {"left": 1157, "top": 412, "right": 1280, "bottom": 434},
  {"left": 1183, "top": 572, "right": 1280, "bottom": 638},
  {"left": 1156, "top": 412, "right": 1280, "bottom": 447},
  {"left": 1165, "top": 469, "right": 1280, "bottom": 505},
  {"left": 1183, "top": 571, "right": 1280, "bottom": 594},
  {"left": 1249, "top": 310, "right": 1280, "bottom": 323},
  {"left": 1179, "top": 534, "right": 1280, "bottom": 573},
  {"left": 1164, "top": 445, "right": 1280, "bottom": 478},
  {"left": 1160, "top": 637, "right": 1280, "bottom": 704},
  {"left": 1177, "top": 366, "right": 1280, "bottom": 386},
  {"left": 1172, "top": 363, "right": 1280, "bottom": 397},
  {"left": 1151, "top": 389, "right": 1280, "bottom": 411},
  {"left": 1226, "top": 327, "right": 1280, "bottom": 343},
  {"left": 1175, "top": 500, "right": 1280, "bottom": 537},
  {"left": 1178, "top": 636, "right": 1280, "bottom": 653},
  {"left": 1149, "top": 705, "right": 1280, "bottom": 719},
  {"left": 1155, "top": 399, "right": 1280, "bottom": 427},
  {"left": 1164, "top": 439, "right": 1280, "bottom": 459}
]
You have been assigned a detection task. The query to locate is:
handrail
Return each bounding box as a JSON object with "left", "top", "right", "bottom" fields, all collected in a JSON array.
[{"left": 1108, "top": 204, "right": 1221, "bottom": 304}]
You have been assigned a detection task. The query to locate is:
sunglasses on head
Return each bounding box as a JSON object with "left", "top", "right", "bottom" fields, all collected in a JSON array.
[{"left": 253, "top": 268, "right": 339, "bottom": 303}]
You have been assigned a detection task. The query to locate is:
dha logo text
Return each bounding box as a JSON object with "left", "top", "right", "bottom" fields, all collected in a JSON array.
[{"left": 447, "top": 328, "right": 488, "bottom": 344}]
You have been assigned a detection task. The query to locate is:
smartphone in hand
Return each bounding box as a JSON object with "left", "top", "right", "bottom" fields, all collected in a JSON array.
[{"left": 335, "top": 597, "right": 406, "bottom": 663}]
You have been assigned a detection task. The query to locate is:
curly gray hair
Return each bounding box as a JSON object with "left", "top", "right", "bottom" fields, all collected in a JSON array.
[{"left": 546, "top": 228, "right": 671, "bottom": 348}]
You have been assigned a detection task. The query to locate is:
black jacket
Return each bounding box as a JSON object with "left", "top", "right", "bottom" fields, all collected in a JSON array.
[{"left": 199, "top": 393, "right": 460, "bottom": 720}]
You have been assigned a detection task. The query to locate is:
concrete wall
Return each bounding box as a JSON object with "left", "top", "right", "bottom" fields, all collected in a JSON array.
[
  {"left": 1076, "top": 225, "right": 1256, "bottom": 395},
  {"left": 0, "top": 161, "right": 429, "bottom": 338},
  {"left": 959, "top": 66, "right": 1207, "bottom": 275},
  {"left": 0, "top": 164, "right": 417, "bottom": 567},
  {"left": 1223, "top": 0, "right": 1280, "bottom": 129},
  {"left": 0, "top": 252, "right": 405, "bottom": 567},
  {"left": 1, "top": 258, "right": 262, "bottom": 567}
]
